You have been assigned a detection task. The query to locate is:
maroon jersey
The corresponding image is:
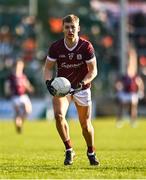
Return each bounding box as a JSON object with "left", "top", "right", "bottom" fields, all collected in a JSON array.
[
  {"left": 47, "top": 37, "right": 95, "bottom": 89},
  {"left": 121, "top": 75, "right": 138, "bottom": 93},
  {"left": 8, "top": 74, "right": 28, "bottom": 96}
]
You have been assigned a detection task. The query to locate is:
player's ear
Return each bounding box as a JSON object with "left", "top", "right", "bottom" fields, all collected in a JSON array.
[
  {"left": 62, "top": 23, "right": 65, "bottom": 32},
  {"left": 78, "top": 25, "right": 80, "bottom": 32}
]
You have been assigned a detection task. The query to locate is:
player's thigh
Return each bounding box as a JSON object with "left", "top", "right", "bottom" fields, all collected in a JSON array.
[
  {"left": 12, "top": 96, "right": 22, "bottom": 113},
  {"left": 73, "top": 88, "right": 92, "bottom": 124},
  {"left": 13, "top": 104, "right": 21, "bottom": 114},
  {"left": 53, "top": 96, "right": 71, "bottom": 117},
  {"left": 130, "top": 102, "right": 138, "bottom": 111},
  {"left": 21, "top": 95, "right": 32, "bottom": 114},
  {"left": 73, "top": 88, "right": 91, "bottom": 106}
]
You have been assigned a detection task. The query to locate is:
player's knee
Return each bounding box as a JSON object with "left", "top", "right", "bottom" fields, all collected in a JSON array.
[
  {"left": 54, "top": 113, "right": 65, "bottom": 122},
  {"left": 26, "top": 107, "right": 32, "bottom": 114}
]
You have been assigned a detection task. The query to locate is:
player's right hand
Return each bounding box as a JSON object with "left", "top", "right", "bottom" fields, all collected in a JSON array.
[
  {"left": 69, "top": 81, "right": 84, "bottom": 95},
  {"left": 76, "top": 81, "right": 84, "bottom": 91},
  {"left": 46, "top": 79, "right": 57, "bottom": 96}
]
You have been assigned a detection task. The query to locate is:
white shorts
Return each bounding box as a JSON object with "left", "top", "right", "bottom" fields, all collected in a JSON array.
[
  {"left": 71, "top": 88, "right": 91, "bottom": 106},
  {"left": 11, "top": 94, "right": 31, "bottom": 107},
  {"left": 117, "top": 91, "right": 139, "bottom": 104}
]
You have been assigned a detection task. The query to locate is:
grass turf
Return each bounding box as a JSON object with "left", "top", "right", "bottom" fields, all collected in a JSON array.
[{"left": 0, "top": 117, "right": 146, "bottom": 179}]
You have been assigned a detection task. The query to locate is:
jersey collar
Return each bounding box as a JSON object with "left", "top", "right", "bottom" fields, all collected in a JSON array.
[{"left": 64, "top": 37, "right": 79, "bottom": 51}]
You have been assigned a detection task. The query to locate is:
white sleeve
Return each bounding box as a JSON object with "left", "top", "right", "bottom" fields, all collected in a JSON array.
[
  {"left": 46, "top": 55, "right": 56, "bottom": 62},
  {"left": 85, "top": 56, "right": 96, "bottom": 63}
]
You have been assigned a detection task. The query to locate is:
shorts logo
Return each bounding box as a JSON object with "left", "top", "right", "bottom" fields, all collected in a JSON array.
[{"left": 77, "top": 54, "right": 82, "bottom": 60}]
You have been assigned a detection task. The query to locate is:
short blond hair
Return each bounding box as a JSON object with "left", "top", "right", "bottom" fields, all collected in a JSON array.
[{"left": 62, "top": 14, "right": 79, "bottom": 25}]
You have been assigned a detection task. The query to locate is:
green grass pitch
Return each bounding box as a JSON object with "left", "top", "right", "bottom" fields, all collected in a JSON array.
[{"left": 0, "top": 117, "right": 146, "bottom": 179}]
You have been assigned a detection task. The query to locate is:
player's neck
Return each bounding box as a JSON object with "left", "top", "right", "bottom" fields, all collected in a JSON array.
[{"left": 64, "top": 37, "right": 79, "bottom": 48}]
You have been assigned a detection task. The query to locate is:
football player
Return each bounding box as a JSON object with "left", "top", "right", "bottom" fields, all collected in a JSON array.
[
  {"left": 5, "top": 58, "right": 34, "bottom": 133},
  {"left": 44, "top": 14, "right": 99, "bottom": 166},
  {"left": 115, "top": 68, "right": 144, "bottom": 128}
]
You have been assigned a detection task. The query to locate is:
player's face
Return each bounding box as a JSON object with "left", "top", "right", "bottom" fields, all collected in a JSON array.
[{"left": 63, "top": 22, "right": 80, "bottom": 40}]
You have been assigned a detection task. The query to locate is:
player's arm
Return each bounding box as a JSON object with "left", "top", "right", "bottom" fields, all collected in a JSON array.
[
  {"left": 82, "top": 57, "right": 97, "bottom": 85},
  {"left": 136, "top": 76, "right": 144, "bottom": 91},
  {"left": 70, "top": 57, "right": 97, "bottom": 94},
  {"left": 44, "top": 58, "right": 57, "bottom": 96},
  {"left": 44, "top": 59, "right": 56, "bottom": 81},
  {"left": 136, "top": 76, "right": 145, "bottom": 98},
  {"left": 25, "top": 78, "right": 34, "bottom": 93}
]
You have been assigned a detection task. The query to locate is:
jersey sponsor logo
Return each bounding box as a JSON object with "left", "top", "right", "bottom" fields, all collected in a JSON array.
[
  {"left": 61, "top": 62, "right": 84, "bottom": 69},
  {"left": 77, "top": 54, "right": 82, "bottom": 60}
]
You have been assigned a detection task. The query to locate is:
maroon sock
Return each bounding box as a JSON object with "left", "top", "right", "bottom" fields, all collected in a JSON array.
[
  {"left": 64, "top": 139, "right": 72, "bottom": 150},
  {"left": 87, "top": 146, "right": 95, "bottom": 153}
]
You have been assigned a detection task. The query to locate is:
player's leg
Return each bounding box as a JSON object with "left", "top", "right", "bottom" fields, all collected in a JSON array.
[
  {"left": 75, "top": 103, "right": 93, "bottom": 147},
  {"left": 22, "top": 95, "right": 32, "bottom": 119},
  {"left": 116, "top": 92, "right": 132, "bottom": 128},
  {"left": 13, "top": 104, "right": 23, "bottom": 133},
  {"left": 116, "top": 100, "right": 123, "bottom": 121},
  {"left": 14, "top": 95, "right": 32, "bottom": 133},
  {"left": 130, "top": 94, "right": 139, "bottom": 127},
  {"left": 130, "top": 102, "right": 138, "bottom": 127},
  {"left": 73, "top": 89, "right": 99, "bottom": 165},
  {"left": 12, "top": 96, "right": 24, "bottom": 133},
  {"left": 116, "top": 101, "right": 128, "bottom": 128},
  {"left": 75, "top": 102, "right": 99, "bottom": 165},
  {"left": 53, "top": 96, "right": 71, "bottom": 142},
  {"left": 116, "top": 92, "right": 128, "bottom": 128},
  {"left": 52, "top": 95, "right": 75, "bottom": 165}
]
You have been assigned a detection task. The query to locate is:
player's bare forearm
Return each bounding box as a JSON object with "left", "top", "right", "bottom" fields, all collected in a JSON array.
[
  {"left": 82, "top": 58, "right": 97, "bottom": 84},
  {"left": 44, "top": 59, "right": 55, "bottom": 81},
  {"left": 25, "top": 79, "right": 34, "bottom": 93},
  {"left": 83, "top": 72, "right": 97, "bottom": 85},
  {"left": 136, "top": 77, "right": 144, "bottom": 92}
]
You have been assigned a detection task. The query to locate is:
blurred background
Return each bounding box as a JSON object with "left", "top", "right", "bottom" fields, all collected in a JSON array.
[{"left": 0, "top": 0, "right": 146, "bottom": 119}]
